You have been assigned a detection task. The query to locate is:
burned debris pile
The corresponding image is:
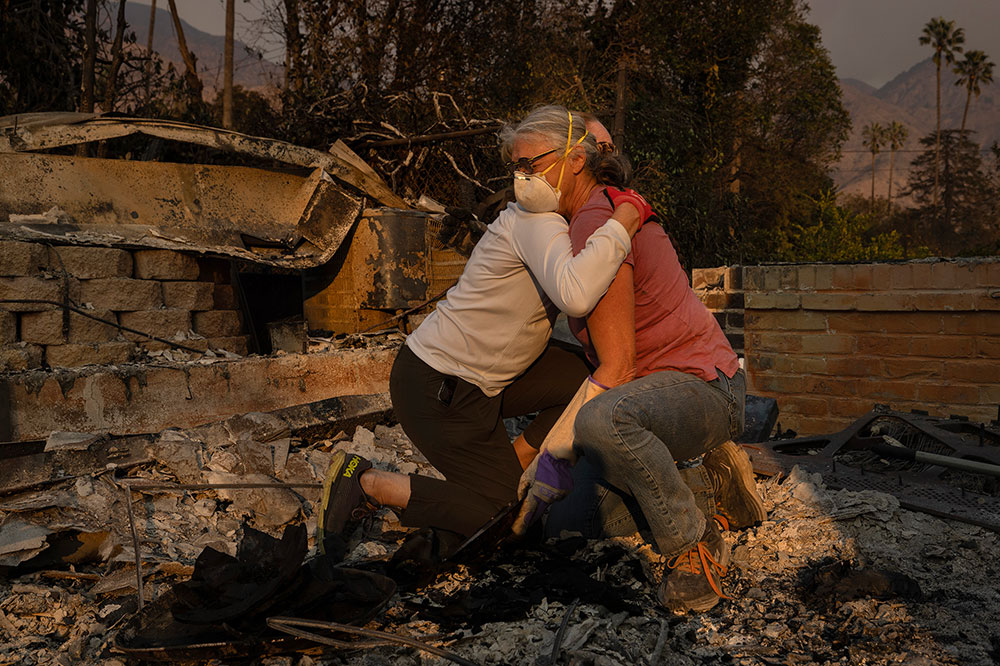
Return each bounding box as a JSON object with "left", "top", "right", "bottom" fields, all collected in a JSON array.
[{"left": 1, "top": 406, "right": 999, "bottom": 665}]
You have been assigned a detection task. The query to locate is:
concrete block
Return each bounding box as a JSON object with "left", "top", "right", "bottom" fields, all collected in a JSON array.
[
  {"left": 118, "top": 309, "right": 192, "bottom": 341},
  {"left": 796, "top": 265, "right": 816, "bottom": 291},
  {"left": 0, "top": 241, "right": 48, "bottom": 276},
  {"left": 832, "top": 264, "right": 873, "bottom": 290},
  {"left": 910, "top": 291, "right": 978, "bottom": 312},
  {"left": 692, "top": 267, "right": 725, "bottom": 290},
  {"left": 0, "top": 342, "right": 43, "bottom": 371},
  {"left": 855, "top": 293, "right": 914, "bottom": 311},
  {"left": 987, "top": 261, "right": 1000, "bottom": 288},
  {"left": 916, "top": 382, "right": 979, "bottom": 405},
  {"left": 888, "top": 264, "right": 914, "bottom": 290},
  {"left": 0, "top": 276, "right": 80, "bottom": 311},
  {"left": 813, "top": 265, "right": 834, "bottom": 290},
  {"left": 882, "top": 358, "right": 945, "bottom": 381},
  {"left": 162, "top": 281, "right": 214, "bottom": 311},
  {"left": 194, "top": 310, "right": 242, "bottom": 338},
  {"left": 163, "top": 335, "right": 248, "bottom": 356},
  {"left": 133, "top": 250, "right": 200, "bottom": 280},
  {"left": 213, "top": 284, "right": 238, "bottom": 309},
  {"left": 909, "top": 335, "right": 976, "bottom": 358},
  {"left": 929, "top": 261, "right": 961, "bottom": 289},
  {"left": 743, "top": 266, "right": 766, "bottom": 292},
  {"left": 0, "top": 310, "right": 14, "bottom": 344},
  {"left": 725, "top": 266, "right": 743, "bottom": 292},
  {"left": 800, "top": 293, "right": 857, "bottom": 311},
  {"left": 19, "top": 308, "right": 119, "bottom": 345},
  {"left": 5, "top": 347, "right": 397, "bottom": 440},
  {"left": 45, "top": 341, "right": 135, "bottom": 368},
  {"left": 944, "top": 360, "right": 1000, "bottom": 384},
  {"left": 981, "top": 384, "right": 1000, "bottom": 405},
  {"left": 980, "top": 336, "right": 1000, "bottom": 358},
  {"left": 777, "top": 266, "right": 798, "bottom": 291},
  {"left": 744, "top": 292, "right": 800, "bottom": 310},
  {"left": 800, "top": 333, "right": 854, "bottom": 354},
  {"left": 49, "top": 246, "right": 133, "bottom": 279},
  {"left": 80, "top": 278, "right": 162, "bottom": 311},
  {"left": 208, "top": 336, "right": 249, "bottom": 356}
]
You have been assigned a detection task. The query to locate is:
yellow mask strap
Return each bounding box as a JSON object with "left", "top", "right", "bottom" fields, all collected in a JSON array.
[{"left": 540, "top": 111, "right": 590, "bottom": 194}]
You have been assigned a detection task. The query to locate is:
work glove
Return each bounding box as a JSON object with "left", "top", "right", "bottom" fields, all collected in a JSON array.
[
  {"left": 603, "top": 187, "right": 658, "bottom": 226},
  {"left": 511, "top": 449, "right": 574, "bottom": 537}
]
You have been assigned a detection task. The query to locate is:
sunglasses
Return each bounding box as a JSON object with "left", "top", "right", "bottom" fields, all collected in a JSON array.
[{"left": 505, "top": 148, "right": 557, "bottom": 175}]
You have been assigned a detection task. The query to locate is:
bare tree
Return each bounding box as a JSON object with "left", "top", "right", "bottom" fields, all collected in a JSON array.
[
  {"left": 166, "top": 0, "right": 203, "bottom": 99},
  {"left": 282, "top": 0, "right": 302, "bottom": 92},
  {"left": 223, "top": 0, "right": 235, "bottom": 128},
  {"left": 145, "top": 0, "right": 157, "bottom": 104},
  {"left": 80, "top": 0, "right": 98, "bottom": 113},
  {"left": 103, "top": 0, "right": 129, "bottom": 112}
]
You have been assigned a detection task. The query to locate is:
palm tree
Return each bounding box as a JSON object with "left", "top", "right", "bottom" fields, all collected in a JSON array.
[
  {"left": 919, "top": 17, "right": 965, "bottom": 211},
  {"left": 885, "top": 121, "right": 909, "bottom": 213},
  {"left": 862, "top": 122, "right": 886, "bottom": 213},
  {"left": 954, "top": 49, "right": 995, "bottom": 134}
]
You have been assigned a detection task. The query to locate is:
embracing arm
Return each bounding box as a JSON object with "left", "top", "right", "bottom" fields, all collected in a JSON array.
[
  {"left": 512, "top": 265, "right": 638, "bottom": 534},
  {"left": 511, "top": 204, "right": 641, "bottom": 317},
  {"left": 586, "top": 265, "right": 637, "bottom": 388},
  {"left": 529, "top": 265, "right": 636, "bottom": 464}
]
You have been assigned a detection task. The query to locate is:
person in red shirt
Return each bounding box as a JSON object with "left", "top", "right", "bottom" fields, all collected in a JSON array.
[{"left": 536, "top": 119, "right": 767, "bottom": 614}]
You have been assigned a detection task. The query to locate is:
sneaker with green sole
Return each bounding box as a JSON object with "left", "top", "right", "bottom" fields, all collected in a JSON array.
[{"left": 317, "top": 451, "right": 379, "bottom": 554}]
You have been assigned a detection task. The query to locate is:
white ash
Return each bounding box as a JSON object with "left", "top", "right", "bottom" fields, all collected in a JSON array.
[{"left": 1, "top": 418, "right": 999, "bottom": 665}]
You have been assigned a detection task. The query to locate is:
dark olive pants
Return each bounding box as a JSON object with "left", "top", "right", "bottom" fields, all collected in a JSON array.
[{"left": 389, "top": 343, "right": 588, "bottom": 537}]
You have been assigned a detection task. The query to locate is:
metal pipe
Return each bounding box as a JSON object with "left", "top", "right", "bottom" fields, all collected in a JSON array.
[
  {"left": 123, "top": 481, "right": 322, "bottom": 491},
  {"left": 872, "top": 441, "right": 1000, "bottom": 478}
]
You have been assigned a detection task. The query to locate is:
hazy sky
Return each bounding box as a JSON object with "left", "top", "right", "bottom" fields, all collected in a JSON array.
[
  {"left": 806, "top": 0, "right": 1000, "bottom": 88},
  {"left": 131, "top": 0, "right": 1000, "bottom": 90}
]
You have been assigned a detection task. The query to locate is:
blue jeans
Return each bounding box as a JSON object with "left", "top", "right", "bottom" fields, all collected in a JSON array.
[{"left": 545, "top": 368, "right": 746, "bottom": 560}]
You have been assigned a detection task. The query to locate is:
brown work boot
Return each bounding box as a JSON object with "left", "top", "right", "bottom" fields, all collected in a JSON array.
[
  {"left": 702, "top": 441, "right": 766, "bottom": 530},
  {"left": 657, "top": 518, "right": 731, "bottom": 613}
]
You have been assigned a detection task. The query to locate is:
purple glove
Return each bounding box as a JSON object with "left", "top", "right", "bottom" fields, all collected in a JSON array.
[{"left": 512, "top": 451, "right": 574, "bottom": 536}]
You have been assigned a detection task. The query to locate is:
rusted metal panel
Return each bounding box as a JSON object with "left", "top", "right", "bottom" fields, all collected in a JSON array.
[
  {"left": 303, "top": 209, "right": 435, "bottom": 333},
  {"left": 362, "top": 210, "right": 428, "bottom": 309},
  {"left": 0, "top": 152, "right": 362, "bottom": 269},
  {"left": 0, "top": 114, "right": 408, "bottom": 209}
]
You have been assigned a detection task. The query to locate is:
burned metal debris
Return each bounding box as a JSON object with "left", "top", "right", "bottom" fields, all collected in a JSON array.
[{"left": 749, "top": 404, "right": 1000, "bottom": 533}]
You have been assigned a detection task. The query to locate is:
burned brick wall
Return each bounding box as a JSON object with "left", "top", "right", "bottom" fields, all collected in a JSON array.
[
  {"left": 0, "top": 241, "right": 248, "bottom": 371},
  {"left": 693, "top": 259, "right": 1000, "bottom": 436}
]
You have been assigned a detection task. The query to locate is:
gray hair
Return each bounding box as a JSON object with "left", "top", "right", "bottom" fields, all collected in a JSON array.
[
  {"left": 499, "top": 104, "right": 630, "bottom": 187},
  {"left": 500, "top": 104, "right": 593, "bottom": 161}
]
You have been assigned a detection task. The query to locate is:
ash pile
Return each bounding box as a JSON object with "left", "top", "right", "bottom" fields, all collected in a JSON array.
[{"left": 2, "top": 405, "right": 1000, "bottom": 666}]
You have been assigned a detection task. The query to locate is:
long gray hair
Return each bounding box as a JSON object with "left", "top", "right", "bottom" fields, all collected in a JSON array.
[{"left": 499, "top": 104, "right": 631, "bottom": 187}]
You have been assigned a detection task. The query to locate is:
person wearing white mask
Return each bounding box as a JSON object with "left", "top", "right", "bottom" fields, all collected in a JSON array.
[{"left": 317, "top": 105, "right": 654, "bottom": 554}]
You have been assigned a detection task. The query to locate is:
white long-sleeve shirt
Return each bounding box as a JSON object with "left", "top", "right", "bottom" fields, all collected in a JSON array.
[{"left": 406, "top": 202, "right": 630, "bottom": 396}]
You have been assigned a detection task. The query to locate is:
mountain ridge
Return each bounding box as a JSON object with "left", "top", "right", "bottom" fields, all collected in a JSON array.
[
  {"left": 119, "top": 2, "right": 283, "bottom": 92},
  {"left": 832, "top": 57, "right": 999, "bottom": 204}
]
